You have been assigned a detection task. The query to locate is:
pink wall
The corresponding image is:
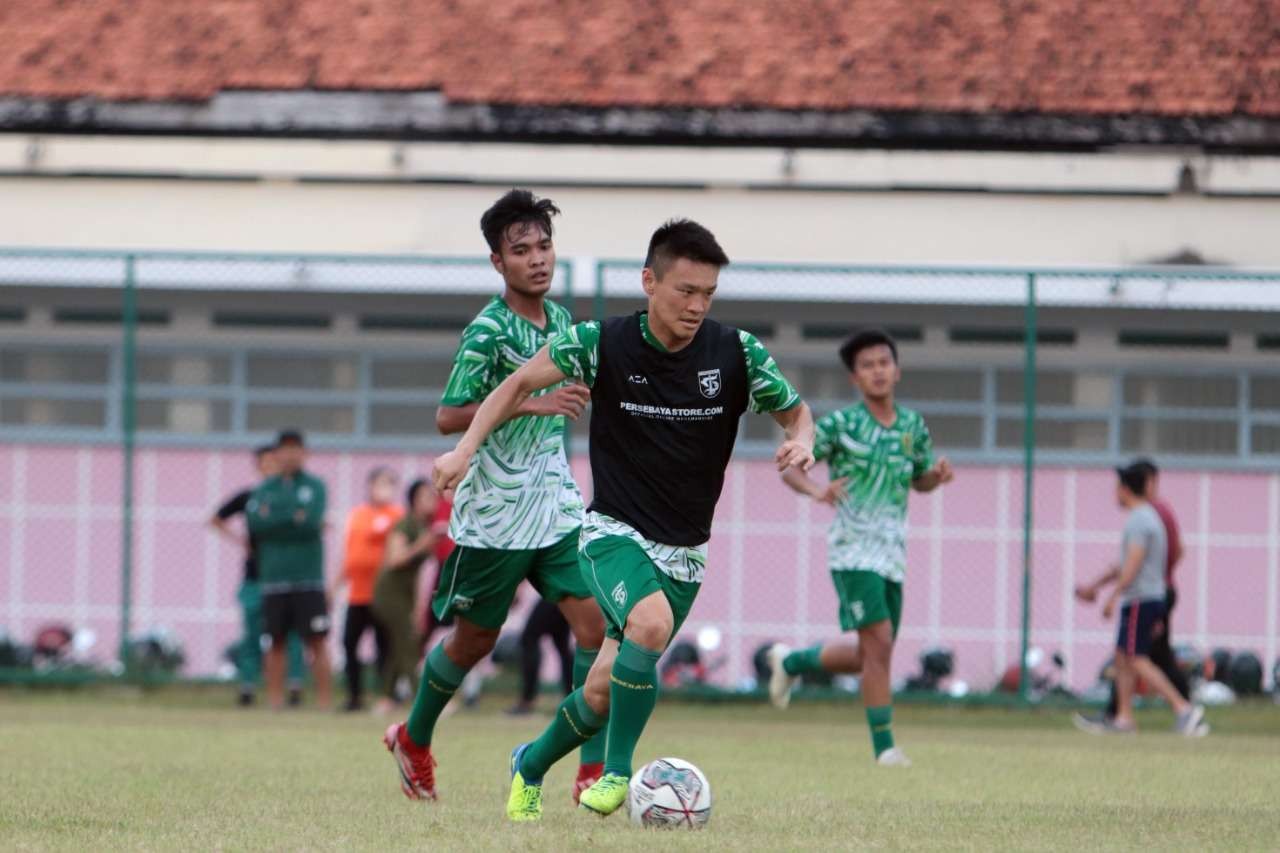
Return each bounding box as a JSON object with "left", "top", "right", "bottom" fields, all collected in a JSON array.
[{"left": 2, "top": 442, "right": 1276, "bottom": 692}]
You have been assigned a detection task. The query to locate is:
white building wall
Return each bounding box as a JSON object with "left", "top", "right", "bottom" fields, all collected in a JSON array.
[{"left": 1, "top": 135, "right": 1278, "bottom": 267}]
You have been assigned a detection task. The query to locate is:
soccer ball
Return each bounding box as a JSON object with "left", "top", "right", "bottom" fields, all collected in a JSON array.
[{"left": 626, "top": 757, "right": 712, "bottom": 829}]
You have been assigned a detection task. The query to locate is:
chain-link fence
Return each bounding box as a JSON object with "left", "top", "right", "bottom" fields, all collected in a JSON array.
[{"left": 3, "top": 248, "right": 1279, "bottom": 704}]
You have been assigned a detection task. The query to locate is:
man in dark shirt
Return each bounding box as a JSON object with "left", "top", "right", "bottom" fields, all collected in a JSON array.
[{"left": 209, "top": 443, "right": 305, "bottom": 706}]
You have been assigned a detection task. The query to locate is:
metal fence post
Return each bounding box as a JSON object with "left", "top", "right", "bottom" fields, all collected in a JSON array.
[
  {"left": 119, "top": 254, "right": 137, "bottom": 673},
  {"left": 1017, "top": 272, "right": 1037, "bottom": 703}
]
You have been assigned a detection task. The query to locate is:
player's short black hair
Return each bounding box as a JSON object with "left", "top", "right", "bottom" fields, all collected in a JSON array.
[
  {"left": 252, "top": 443, "right": 275, "bottom": 459},
  {"left": 1116, "top": 462, "right": 1151, "bottom": 496},
  {"left": 405, "top": 478, "right": 431, "bottom": 509},
  {"left": 1131, "top": 457, "right": 1159, "bottom": 477},
  {"left": 644, "top": 219, "right": 730, "bottom": 280},
  {"left": 275, "top": 429, "right": 304, "bottom": 447},
  {"left": 839, "top": 328, "right": 899, "bottom": 371},
  {"left": 480, "top": 189, "right": 560, "bottom": 255}
]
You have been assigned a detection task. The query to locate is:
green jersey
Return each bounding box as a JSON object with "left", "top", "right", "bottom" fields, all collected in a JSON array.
[
  {"left": 813, "top": 403, "right": 935, "bottom": 582},
  {"left": 246, "top": 471, "right": 327, "bottom": 589},
  {"left": 441, "top": 295, "right": 584, "bottom": 550},
  {"left": 549, "top": 313, "right": 801, "bottom": 582}
]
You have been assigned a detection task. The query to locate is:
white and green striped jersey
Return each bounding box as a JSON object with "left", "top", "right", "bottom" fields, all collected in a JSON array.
[
  {"left": 581, "top": 511, "right": 708, "bottom": 583},
  {"left": 441, "top": 296, "right": 584, "bottom": 550},
  {"left": 814, "top": 403, "right": 935, "bottom": 582}
]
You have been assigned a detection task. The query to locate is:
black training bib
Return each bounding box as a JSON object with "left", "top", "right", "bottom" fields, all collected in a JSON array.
[{"left": 588, "top": 313, "right": 749, "bottom": 546}]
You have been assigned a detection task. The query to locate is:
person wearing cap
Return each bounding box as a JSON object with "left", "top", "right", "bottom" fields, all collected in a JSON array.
[
  {"left": 1074, "top": 457, "right": 1193, "bottom": 732},
  {"left": 1073, "top": 463, "right": 1205, "bottom": 736},
  {"left": 247, "top": 429, "right": 333, "bottom": 710}
]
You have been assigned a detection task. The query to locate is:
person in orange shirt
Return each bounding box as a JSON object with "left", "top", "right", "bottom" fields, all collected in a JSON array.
[{"left": 332, "top": 467, "right": 404, "bottom": 712}]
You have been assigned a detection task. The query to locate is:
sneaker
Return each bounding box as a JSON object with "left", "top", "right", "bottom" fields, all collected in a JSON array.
[
  {"left": 383, "top": 723, "right": 437, "bottom": 801},
  {"left": 1071, "top": 711, "right": 1111, "bottom": 735},
  {"left": 766, "top": 643, "right": 800, "bottom": 710},
  {"left": 1175, "top": 704, "right": 1207, "bottom": 737},
  {"left": 876, "top": 747, "right": 912, "bottom": 767},
  {"left": 237, "top": 688, "right": 255, "bottom": 708},
  {"left": 287, "top": 686, "right": 303, "bottom": 708},
  {"left": 506, "top": 743, "right": 543, "bottom": 822},
  {"left": 573, "top": 762, "right": 603, "bottom": 805},
  {"left": 578, "top": 773, "right": 629, "bottom": 816}
]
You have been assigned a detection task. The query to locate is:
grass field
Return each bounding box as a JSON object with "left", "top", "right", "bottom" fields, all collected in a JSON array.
[{"left": 2, "top": 688, "right": 1277, "bottom": 851}]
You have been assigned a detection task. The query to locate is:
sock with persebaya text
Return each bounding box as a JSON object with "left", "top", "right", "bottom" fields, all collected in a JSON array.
[
  {"left": 603, "top": 639, "right": 662, "bottom": 778},
  {"left": 519, "top": 688, "right": 606, "bottom": 784},
  {"left": 574, "top": 647, "right": 607, "bottom": 766},
  {"left": 866, "top": 704, "right": 895, "bottom": 757},
  {"left": 405, "top": 641, "right": 468, "bottom": 746},
  {"left": 783, "top": 643, "right": 825, "bottom": 676}
]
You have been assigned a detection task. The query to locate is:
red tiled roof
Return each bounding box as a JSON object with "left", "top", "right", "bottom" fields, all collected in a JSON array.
[{"left": 1, "top": 0, "right": 1278, "bottom": 117}]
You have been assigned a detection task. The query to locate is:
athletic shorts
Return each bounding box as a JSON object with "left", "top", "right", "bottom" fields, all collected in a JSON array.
[
  {"left": 831, "top": 569, "right": 903, "bottom": 638},
  {"left": 262, "top": 588, "right": 330, "bottom": 641},
  {"left": 1116, "top": 598, "right": 1166, "bottom": 657},
  {"left": 580, "top": 534, "right": 700, "bottom": 645},
  {"left": 432, "top": 528, "right": 590, "bottom": 630}
]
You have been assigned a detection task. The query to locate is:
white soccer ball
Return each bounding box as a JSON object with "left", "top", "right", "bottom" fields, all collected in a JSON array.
[{"left": 627, "top": 757, "right": 712, "bottom": 829}]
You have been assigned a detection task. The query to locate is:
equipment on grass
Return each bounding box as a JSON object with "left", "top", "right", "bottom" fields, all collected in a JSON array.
[
  {"left": 1207, "top": 648, "right": 1233, "bottom": 683},
  {"left": 1172, "top": 644, "right": 1205, "bottom": 682},
  {"left": 904, "top": 646, "right": 953, "bottom": 691},
  {"left": 626, "top": 757, "right": 712, "bottom": 829},
  {"left": 1226, "top": 651, "right": 1263, "bottom": 696}
]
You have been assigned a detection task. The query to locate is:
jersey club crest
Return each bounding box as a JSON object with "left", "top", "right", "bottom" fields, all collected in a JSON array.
[{"left": 697, "top": 369, "right": 721, "bottom": 399}]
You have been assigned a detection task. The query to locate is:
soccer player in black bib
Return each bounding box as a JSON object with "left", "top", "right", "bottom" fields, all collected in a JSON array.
[{"left": 432, "top": 219, "right": 815, "bottom": 821}]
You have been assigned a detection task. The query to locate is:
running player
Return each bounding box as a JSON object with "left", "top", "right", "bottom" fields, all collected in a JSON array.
[
  {"left": 767, "top": 328, "right": 953, "bottom": 767},
  {"left": 384, "top": 189, "right": 607, "bottom": 803},
  {"left": 432, "top": 218, "right": 815, "bottom": 822}
]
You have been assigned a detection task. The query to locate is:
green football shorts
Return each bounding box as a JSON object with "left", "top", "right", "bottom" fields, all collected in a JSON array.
[
  {"left": 432, "top": 528, "right": 590, "bottom": 629},
  {"left": 831, "top": 569, "right": 903, "bottom": 638},
  {"left": 580, "top": 534, "right": 700, "bottom": 645}
]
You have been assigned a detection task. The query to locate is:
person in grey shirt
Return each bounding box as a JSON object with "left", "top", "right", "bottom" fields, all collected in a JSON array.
[{"left": 1074, "top": 463, "right": 1205, "bottom": 736}]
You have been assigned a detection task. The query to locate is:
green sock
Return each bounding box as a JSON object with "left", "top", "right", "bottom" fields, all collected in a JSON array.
[
  {"left": 405, "top": 642, "right": 468, "bottom": 746},
  {"left": 783, "top": 643, "right": 825, "bottom": 676},
  {"left": 519, "top": 688, "right": 605, "bottom": 784},
  {"left": 575, "top": 647, "right": 607, "bottom": 765},
  {"left": 866, "top": 705, "right": 895, "bottom": 757},
  {"left": 603, "top": 639, "right": 662, "bottom": 778}
]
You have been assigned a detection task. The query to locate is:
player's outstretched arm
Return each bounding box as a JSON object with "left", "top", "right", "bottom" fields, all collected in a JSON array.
[
  {"left": 771, "top": 402, "right": 816, "bottom": 473},
  {"left": 433, "top": 346, "right": 569, "bottom": 491},
  {"left": 436, "top": 383, "right": 590, "bottom": 434}
]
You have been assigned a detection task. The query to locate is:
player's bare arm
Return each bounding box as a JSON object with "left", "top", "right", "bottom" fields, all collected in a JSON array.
[
  {"left": 911, "top": 457, "right": 954, "bottom": 492},
  {"left": 1102, "top": 542, "right": 1147, "bottom": 619},
  {"left": 208, "top": 515, "right": 249, "bottom": 552},
  {"left": 435, "top": 383, "right": 590, "bottom": 435},
  {"left": 771, "top": 401, "right": 817, "bottom": 473},
  {"left": 433, "top": 346, "right": 569, "bottom": 492},
  {"left": 1074, "top": 563, "right": 1121, "bottom": 602}
]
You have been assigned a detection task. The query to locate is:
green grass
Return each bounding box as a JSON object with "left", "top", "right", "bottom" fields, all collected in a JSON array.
[{"left": 1, "top": 689, "right": 1278, "bottom": 851}]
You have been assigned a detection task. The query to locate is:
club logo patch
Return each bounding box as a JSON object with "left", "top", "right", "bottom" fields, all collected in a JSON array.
[
  {"left": 612, "top": 581, "right": 628, "bottom": 608},
  {"left": 901, "top": 433, "right": 914, "bottom": 455},
  {"left": 697, "top": 369, "right": 721, "bottom": 399},
  {"left": 452, "top": 595, "right": 474, "bottom": 611}
]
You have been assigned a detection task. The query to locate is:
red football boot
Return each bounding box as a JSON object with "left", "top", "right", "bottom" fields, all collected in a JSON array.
[
  {"left": 573, "top": 762, "right": 604, "bottom": 805},
  {"left": 383, "top": 723, "right": 438, "bottom": 801}
]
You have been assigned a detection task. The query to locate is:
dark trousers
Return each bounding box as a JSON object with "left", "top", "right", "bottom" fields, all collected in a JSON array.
[
  {"left": 519, "top": 599, "right": 574, "bottom": 704},
  {"left": 1108, "top": 587, "right": 1190, "bottom": 716},
  {"left": 343, "top": 604, "right": 388, "bottom": 708}
]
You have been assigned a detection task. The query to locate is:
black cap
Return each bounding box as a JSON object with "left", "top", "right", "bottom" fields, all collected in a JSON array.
[
  {"left": 1115, "top": 462, "right": 1150, "bottom": 495},
  {"left": 275, "top": 429, "right": 305, "bottom": 447},
  {"left": 252, "top": 443, "right": 276, "bottom": 457}
]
